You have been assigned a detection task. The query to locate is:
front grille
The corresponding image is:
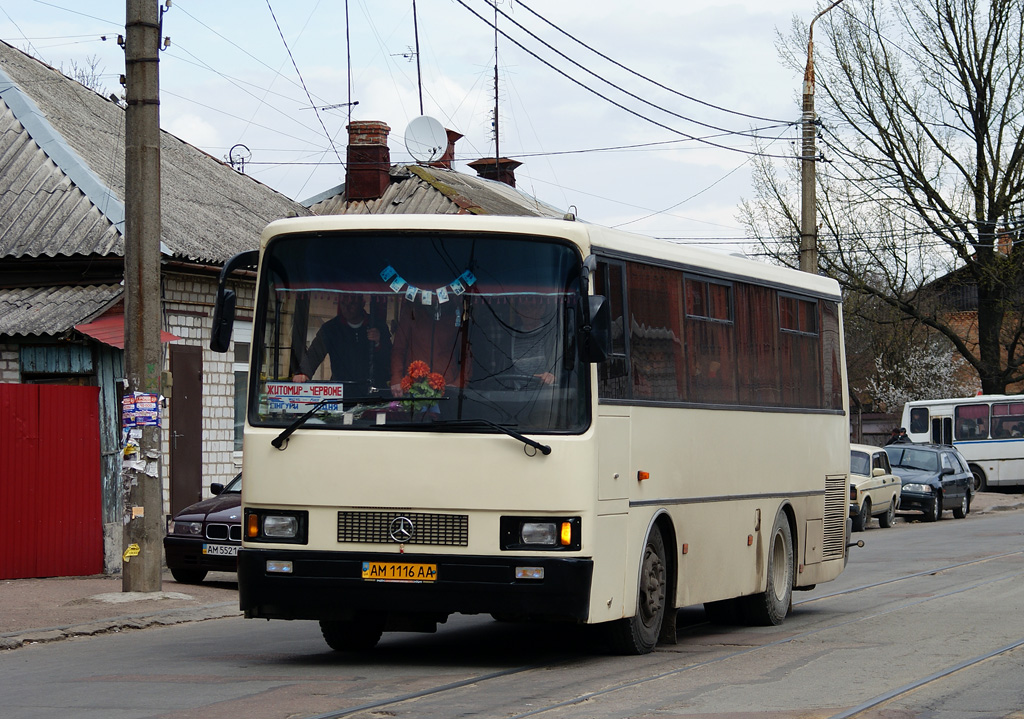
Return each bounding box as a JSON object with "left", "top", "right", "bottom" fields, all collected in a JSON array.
[
  {"left": 337, "top": 511, "right": 469, "bottom": 546},
  {"left": 205, "top": 523, "right": 242, "bottom": 542},
  {"left": 823, "top": 473, "right": 847, "bottom": 559},
  {"left": 206, "top": 523, "right": 228, "bottom": 540}
]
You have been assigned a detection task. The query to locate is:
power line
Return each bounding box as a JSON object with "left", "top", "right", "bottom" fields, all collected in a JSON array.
[
  {"left": 514, "top": 0, "right": 792, "bottom": 126},
  {"left": 452, "top": 0, "right": 799, "bottom": 160},
  {"left": 265, "top": 0, "right": 344, "bottom": 170},
  {"left": 487, "top": 0, "right": 789, "bottom": 140}
]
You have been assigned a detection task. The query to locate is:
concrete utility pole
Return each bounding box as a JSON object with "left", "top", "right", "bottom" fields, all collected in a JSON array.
[
  {"left": 122, "top": 0, "right": 163, "bottom": 592},
  {"left": 800, "top": 0, "right": 847, "bottom": 274}
]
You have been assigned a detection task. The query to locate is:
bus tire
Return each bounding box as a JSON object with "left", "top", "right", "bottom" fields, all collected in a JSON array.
[
  {"left": 740, "top": 512, "right": 793, "bottom": 626},
  {"left": 607, "top": 525, "right": 667, "bottom": 655},
  {"left": 319, "top": 615, "right": 384, "bottom": 652},
  {"left": 970, "top": 465, "right": 987, "bottom": 492}
]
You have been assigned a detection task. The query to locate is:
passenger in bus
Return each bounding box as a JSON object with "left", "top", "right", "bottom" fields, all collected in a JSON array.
[{"left": 292, "top": 294, "right": 392, "bottom": 395}]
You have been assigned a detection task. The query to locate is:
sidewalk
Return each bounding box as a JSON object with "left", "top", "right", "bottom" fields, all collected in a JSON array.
[
  {"left": 0, "top": 570, "right": 240, "bottom": 650},
  {"left": 2, "top": 491, "right": 1022, "bottom": 651}
]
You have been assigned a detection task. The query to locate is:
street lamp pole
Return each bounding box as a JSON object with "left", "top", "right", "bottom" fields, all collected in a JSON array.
[{"left": 800, "top": 0, "right": 846, "bottom": 274}]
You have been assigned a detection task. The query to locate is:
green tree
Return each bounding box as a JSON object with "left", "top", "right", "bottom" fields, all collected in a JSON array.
[{"left": 740, "top": 0, "right": 1024, "bottom": 394}]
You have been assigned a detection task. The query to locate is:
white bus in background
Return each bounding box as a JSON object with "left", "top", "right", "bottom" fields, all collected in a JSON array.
[
  {"left": 211, "top": 214, "right": 851, "bottom": 655},
  {"left": 902, "top": 394, "right": 1024, "bottom": 490}
]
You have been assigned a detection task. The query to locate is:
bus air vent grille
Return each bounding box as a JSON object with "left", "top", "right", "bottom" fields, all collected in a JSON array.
[
  {"left": 337, "top": 511, "right": 469, "bottom": 546},
  {"left": 822, "top": 473, "right": 847, "bottom": 559}
]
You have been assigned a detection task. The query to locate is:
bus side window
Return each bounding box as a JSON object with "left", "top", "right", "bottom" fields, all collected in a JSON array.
[{"left": 909, "top": 407, "right": 929, "bottom": 434}]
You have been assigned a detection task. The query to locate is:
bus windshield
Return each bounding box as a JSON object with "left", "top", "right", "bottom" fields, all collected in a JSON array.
[{"left": 250, "top": 231, "right": 587, "bottom": 433}]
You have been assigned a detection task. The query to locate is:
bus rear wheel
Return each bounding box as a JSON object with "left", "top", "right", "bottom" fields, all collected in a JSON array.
[
  {"left": 607, "top": 525, "right": 667, "bottom": 655},
  {"left": 740, "top": 512, "right": 793, "bottom": 626},
  {"left": 970, "top": 465, "right": 987, "bottom": 492},
  {"left": 319, "top": 615, "right": 384, "bottom": 652}
]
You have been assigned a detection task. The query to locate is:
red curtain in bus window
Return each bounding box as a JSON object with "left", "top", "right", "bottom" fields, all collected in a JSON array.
[
  {"left": 735, "top": 282, "right": 780, "bottom": 406},
  {"left": 990, "top": 402, "right": 1024, "bottom": 437},
  {"left": 779, "top": 295, "right": 820, "bottom": 408},
  {"left": 684, "top": 277, "right": 737, "bottom": 404},
  {"left": 954, "top": 403, "right": 990, "bottom": 440},
  {"left": 627, "top": 263, "right": 684, "bottom": 401},
  {"left": 821, "top": 301, "right": 843, "bottom": 410}
]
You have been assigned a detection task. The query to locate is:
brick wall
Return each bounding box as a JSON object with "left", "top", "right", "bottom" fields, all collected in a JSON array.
[
  {"left": 161, "top": 272, "right": 254, "bottom": 512},
  {"left": 0, "top": 344, "right": 19, "bottom": 382}
]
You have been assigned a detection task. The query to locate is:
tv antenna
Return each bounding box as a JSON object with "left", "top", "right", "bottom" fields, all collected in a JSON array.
[{"left": 227, "top": 144, "right": 252, "bottom": 173}]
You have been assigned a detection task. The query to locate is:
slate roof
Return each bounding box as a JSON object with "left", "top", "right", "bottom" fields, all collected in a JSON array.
[
  {"left": 0, "top": 39, "right": 309, "bottom": 265},
  {"left": 303, "top": 164, "right": 566, "bottom": 218},
  {"left": 0, "top": 285, "right": 121, "bottom": 337}
]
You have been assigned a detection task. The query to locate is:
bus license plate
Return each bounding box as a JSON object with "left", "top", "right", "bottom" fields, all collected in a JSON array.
[
  {"left": 361, "top": 561, "right": 437, "bottom": 582},
  {"left": 202, "top": 544, "right": 238, "bottom": 556}
]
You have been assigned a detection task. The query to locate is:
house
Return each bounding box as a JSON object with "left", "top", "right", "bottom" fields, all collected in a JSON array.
[
  {"left": 304, "top": 120, "right": 566, "bottom": 219},
  {"left": 0, "top": 39, "right": 310, "bottom": 575}
]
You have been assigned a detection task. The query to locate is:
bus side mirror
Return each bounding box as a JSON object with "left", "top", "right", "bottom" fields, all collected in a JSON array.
[
  {"left": 210, "top": 288, "right": 237, "bottom": 353},
  {"left": 579, "top": 295, "right": 611, "bottom": 363},
  {"left": 209, "top": 249, "right": 258, "bottom": 353}
]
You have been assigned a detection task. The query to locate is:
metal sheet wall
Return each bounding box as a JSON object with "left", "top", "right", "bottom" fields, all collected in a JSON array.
[{"left": 0, "top": 383, "right": 103, "bottom": 579}]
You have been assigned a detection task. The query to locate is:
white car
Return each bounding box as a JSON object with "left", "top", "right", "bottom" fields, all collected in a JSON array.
[{"left": 850, "top": 444, "right": 902, "bottom": 531}]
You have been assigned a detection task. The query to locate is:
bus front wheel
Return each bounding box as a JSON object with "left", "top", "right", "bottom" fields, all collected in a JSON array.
[
  {"left": 319, "top": 615, "right": 384, "bottom": 652},
  {"left": 740, "top": 512, "right": 793, "bottom": 626},
  {"left": 607, "top": 525, "right": 667, "bottom": 655}
]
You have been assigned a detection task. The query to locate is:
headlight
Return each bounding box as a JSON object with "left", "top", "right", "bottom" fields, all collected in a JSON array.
[
  {"left": 263, "top": 515, "right": 298, "bottom": 538},
  {"left": 903, "top": 483, "right": 932, "bottom": 494},
  {"left": 243, "top": 508, "right": 308, "bottom": 543},
  {"left": 521, "top": 522, "right": 558, "bottom": 545},
  {"left": 500, "top": 516, "right": 580, "bottom": 550},
  {"left": 170, "top": 521, "right": 202, "bottom": 536}
]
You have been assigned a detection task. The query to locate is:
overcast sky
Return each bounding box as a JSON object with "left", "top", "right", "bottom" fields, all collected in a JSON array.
[{"left": 0, "top": 0, "right": 816, "bottom": 249}]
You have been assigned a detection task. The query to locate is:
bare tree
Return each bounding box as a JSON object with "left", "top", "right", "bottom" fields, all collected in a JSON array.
[{"left": 741, "top": 0, "right": 1024, "bottom": 394}]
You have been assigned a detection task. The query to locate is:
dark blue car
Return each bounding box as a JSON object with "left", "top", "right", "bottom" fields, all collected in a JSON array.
[
  {"left": 163, "top": 473, "right": 242, "bottom": 583},
  {"left": 884, "top": 444, "right": 973, "bottom": 522}
]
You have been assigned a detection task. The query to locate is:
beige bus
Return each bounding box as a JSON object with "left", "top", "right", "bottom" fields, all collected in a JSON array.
[{"left": 211, "top": 214, "right": 851, "bottom": 654}]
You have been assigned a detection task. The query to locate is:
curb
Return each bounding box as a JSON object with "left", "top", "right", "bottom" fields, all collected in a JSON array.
[{"left": 0, "top": 601, "right": 241, "bottom": 651}]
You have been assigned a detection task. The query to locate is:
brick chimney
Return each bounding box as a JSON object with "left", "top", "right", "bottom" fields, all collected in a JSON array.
[
  {"left": 428, "top": 129, "right": 464, "bottom": 170},
  {"left": 346, "top": 121, "right": 391, "bottom": 201},
  {"left": 467, "top": 157, "right": 522, "bottom": 187}
]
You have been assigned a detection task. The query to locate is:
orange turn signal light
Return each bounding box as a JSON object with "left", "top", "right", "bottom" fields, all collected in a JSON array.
[
  {"left": 637, "top": 471, "right": 650, "bottom": 481},
  {"left": 247, "top": 513, "right": 260, "bottom": 538},
  {"left": 560, "top": 521, "right": 572, "bottom": 546}
]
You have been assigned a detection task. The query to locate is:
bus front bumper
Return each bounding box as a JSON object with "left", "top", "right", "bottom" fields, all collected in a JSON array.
[{"left": 237, "top": 548, "right": 594, "bottom": 623}]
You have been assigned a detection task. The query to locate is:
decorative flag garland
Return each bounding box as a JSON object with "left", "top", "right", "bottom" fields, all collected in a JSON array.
[{"left": 379, "top": 265, "right": 476, "bottom": 307}]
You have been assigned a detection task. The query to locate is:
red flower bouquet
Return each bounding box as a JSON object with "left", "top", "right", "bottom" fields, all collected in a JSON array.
[{"left": 399, "top": 361, "right": 445, "bottom": 411}]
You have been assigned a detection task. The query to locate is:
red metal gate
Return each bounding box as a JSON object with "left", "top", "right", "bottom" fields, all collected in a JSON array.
[{"left": 0, "top": 383, "right": 103, "bottom": 579}]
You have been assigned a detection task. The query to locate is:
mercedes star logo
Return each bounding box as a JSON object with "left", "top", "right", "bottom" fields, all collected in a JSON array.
[{"left": 389, "top": 516, "right": 415, "bottom": 543}]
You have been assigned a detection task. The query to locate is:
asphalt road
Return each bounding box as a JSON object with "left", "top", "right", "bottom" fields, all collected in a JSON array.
[{"left": 2, "top": 507, "right": 1022, "bottom": 719}]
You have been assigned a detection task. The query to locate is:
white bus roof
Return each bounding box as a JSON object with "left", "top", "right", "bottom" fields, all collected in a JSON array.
[
  {"left": 905, "top": 394, "right": 1024, "bottom": 407},
  {"left": 260, "top": 214, "right": 842, "bottom": 301}
]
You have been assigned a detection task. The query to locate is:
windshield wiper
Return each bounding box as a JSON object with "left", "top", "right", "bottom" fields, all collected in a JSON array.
[
  {"left": 429, "top": 418, "right": 552, "bottom": 455},
  {"left": 271, "top": 395, "right": 390, "bottom": 449}
]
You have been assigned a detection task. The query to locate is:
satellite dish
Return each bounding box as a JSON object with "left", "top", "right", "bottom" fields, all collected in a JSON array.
[{"left": 404, "top": 115, "right": 448, "bottom": 164}]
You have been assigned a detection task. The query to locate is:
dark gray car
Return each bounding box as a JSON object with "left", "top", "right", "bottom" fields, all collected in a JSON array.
[{"left": 884, "top": 444, "right": 973, "bottom": 521}]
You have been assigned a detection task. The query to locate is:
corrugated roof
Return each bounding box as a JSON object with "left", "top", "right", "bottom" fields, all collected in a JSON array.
[
  {"left": 304, "top": 164, "right": 566, "bottom": 218},
  {"left": 0, "top": 40, "right": 309, "bottom": 265},
  {"left": 0, "top": 285, "right": 122, "bottom": 337}
]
